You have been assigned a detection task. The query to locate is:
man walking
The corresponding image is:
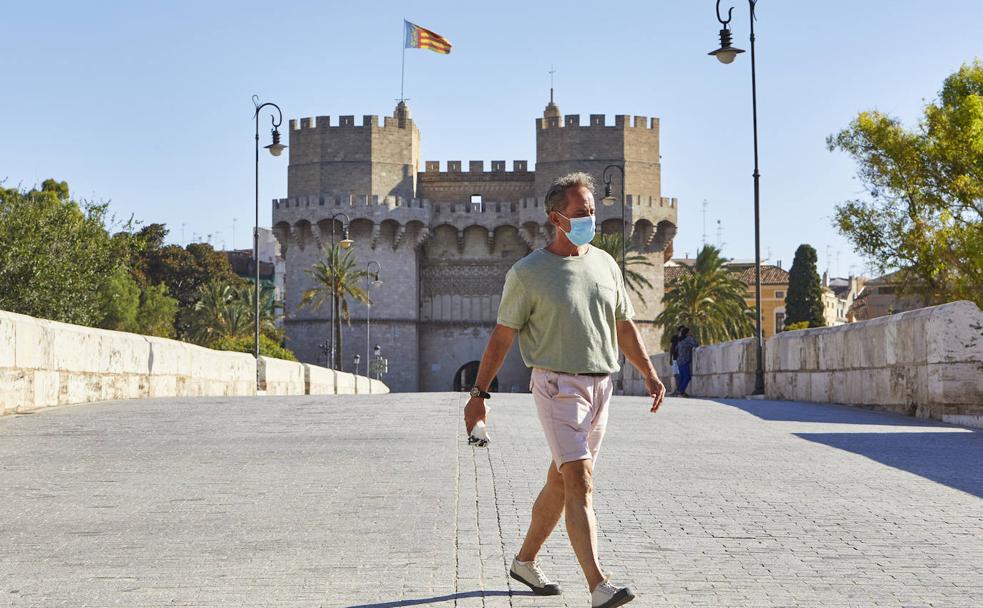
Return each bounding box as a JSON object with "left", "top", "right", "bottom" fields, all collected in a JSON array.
[{"left": 463, "top": 172, "right": 666, "bottom": 608}]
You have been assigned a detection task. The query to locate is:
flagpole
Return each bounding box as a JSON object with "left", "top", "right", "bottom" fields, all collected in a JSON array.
[{"left": 400, "top": 20, "right": 407, "bottom": 101}]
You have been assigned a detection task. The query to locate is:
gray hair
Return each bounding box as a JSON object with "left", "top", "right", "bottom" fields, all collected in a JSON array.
[{"left": 544, "top": 172, "right": 595, "bottom": 215}]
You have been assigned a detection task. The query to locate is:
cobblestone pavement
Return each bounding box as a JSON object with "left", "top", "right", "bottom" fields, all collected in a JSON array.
[{"left": 1, "top": 393, "right": 981, "bottom": 607}]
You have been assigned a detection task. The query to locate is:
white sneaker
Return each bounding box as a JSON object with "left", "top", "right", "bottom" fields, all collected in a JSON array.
[
  {"left": 509, "top": 556, "right": 562, "bottom": 595},
  {"left": 591, "top": 577, "right": 635, "bottom": 608}
]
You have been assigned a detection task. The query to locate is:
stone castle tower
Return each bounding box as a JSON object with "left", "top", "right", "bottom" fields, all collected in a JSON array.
[{"left": 272, "top": 98, "right": 678, "bottom": 392}]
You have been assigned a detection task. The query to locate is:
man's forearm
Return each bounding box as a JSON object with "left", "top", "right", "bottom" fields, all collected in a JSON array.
[
  {"left": 474, "top": 325, "right": 517, "bottom": 391},
  {"left": 617, "top": 320, "right": 658, "bottom": 377}
]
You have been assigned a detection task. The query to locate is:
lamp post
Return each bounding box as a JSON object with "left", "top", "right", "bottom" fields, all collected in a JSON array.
[
  {"left": 353, "top": 353, "right": 361, "bottom": 377},
  {"left": 326, "top": 213, "right": 354, "bottom": 370},
  {"left": 373, "top": 344, "right": 382, "bottom": 380},
  {"left": 365, "top": 261, "right": 383, "bottom": 392},
  {"left": 601, "top": 164, "right": 628, "bottom": 393},
  {"left": 318, "top": 340, "right": 331, "bottom": 367},
  {"left": 252, "top": 95, "right": 286, "bottom": 367},
  {"left": 708, "top": 0, "right": 765, "bottom": 394},
  {"left": 601, "top": 164, "right": 627, "bottom": 280}
]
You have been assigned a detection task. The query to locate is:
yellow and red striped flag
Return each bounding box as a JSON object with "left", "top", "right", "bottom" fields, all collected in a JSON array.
[{"left": 404, "top": 20, "right": 452, "bottom": 55}]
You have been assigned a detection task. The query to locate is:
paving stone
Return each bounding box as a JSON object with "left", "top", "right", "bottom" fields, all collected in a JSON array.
[{"left": 0, "top": 395, "right": 981, "bottom": 607}]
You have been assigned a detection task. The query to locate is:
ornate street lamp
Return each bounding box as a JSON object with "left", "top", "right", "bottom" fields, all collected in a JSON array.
[
  {"left": 708, "top": 0, "right": 765, "bottom": 394},
  {"left": 601, "top": 164, "right": 627, "bottom": 280},
  {"left": 327, "top": 212, "right": 353, "bottom": 370},
  {"left": 365, "top": 260, "right": 383, "bottom": 391},
  {"left": 353, "top": 353, "right": 361, "bottom": 376},
  {"left": 602, "top": 164, "right": 628, "bottom": 393},
  {"left": 252, "top": 95, "right": 286, "bottom": 369}
]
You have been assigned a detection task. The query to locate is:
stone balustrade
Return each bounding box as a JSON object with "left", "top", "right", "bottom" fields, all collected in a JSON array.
[
  {"left": 624, "top": 300, "right": 983, "bottom": 428},
  {"left": 0, "top": 310, "right": 389, "bottom": 415}
]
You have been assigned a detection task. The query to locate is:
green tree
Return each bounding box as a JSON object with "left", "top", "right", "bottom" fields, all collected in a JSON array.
[
  {"left": 655, "top": 245, "right": 755, "bottom": 349},
  {"left": 300, "top": 245, "right": 370, "bottom": 369},
  {"left": 135, "top": 283, "right": 179, "bottom": 338},
  {"left": 144, "top": 242, "right": 243, "bottom": 338},
  {"left": 211, "top": 334, "right": 297, "bottom": 361},
  {"left": 784, "top": 244, "right": 826, "bottom": 328},
  {"left": 187, "top": 282, "right": 251, "bottom": 345},
  {"left": 828, "top": 60, "right": 983, "bottom": 308},
  {"left": 590, "top": 233, "right": 655, "bottom": 303},
  {"left": 186, "top": 281, "right": 278, "bottom": 346},
  {"left": 0, "top": 180, "right": 117, "bottom": 325},
  {"left": 96, "top": 265, "right": 141, "bottom": 331}
]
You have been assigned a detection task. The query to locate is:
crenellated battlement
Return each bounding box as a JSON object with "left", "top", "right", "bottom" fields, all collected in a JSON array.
[
  {"left": 422, "top": 160, "right": 530, "bottom": 174},
  {"left": 288, "top": 113, "right": 415, "bottom": 131},
  {"left": 536, "top": 114, "right": 659, "bottom": 130},
  {"left": 273, "top": 193, "right": 432, "bottom": 211}
]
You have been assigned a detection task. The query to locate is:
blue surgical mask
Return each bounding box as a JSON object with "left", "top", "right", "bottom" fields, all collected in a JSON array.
[{"left": 556, "top": 212, "right": 596, "bottom": 246}]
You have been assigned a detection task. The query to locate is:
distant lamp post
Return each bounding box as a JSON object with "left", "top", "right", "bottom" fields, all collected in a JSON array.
[
  {"left": 601, "top": 164, "right": 627, "bottom": 280},
  {"left": 372, "top": 344, "right": 387, "bottom": 381},
  {"left": 365, "top": 261, "right": 383, "bottom": 392},
  {"left": 327, "top": 212, "right": 353, "bottom": 370},
  {"left": 318, "top": 340, "right": 331, "bottom": 368},
  {"left": 708, "top": 0, "right": 765, "bottom": 394},
  {"left": 353, "top": 353, "right": 361, "bottom": 376},
  {"left": 252, "top": 95, "right": 286, "bottom": 369},
  {"left": 602, "top": 164, "right": 628, "bottom": 393}
]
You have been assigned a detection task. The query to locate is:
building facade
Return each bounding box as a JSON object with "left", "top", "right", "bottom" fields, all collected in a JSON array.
[{"left": 272, "top": 99, "right": 678, "bottom": 392}]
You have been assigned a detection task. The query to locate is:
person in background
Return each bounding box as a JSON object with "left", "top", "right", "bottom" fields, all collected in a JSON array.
[
  {"left": 669, "top": 326, "right": 684, "bottom": 396},
  {"left": 675, "top": 327, "right": 699, "bottom": 398}
]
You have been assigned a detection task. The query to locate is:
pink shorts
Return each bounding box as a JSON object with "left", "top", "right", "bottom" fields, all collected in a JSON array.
[{"left": 529, "top": 368, "right": 612, "bottom": 471}]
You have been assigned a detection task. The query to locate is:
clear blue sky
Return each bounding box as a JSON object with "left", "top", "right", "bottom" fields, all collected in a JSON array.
[{"left": 2, "top": 1, "right": 980, "bottom": 277}]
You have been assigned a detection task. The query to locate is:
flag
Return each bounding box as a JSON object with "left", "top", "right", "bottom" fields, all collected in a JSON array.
[{"left": 404, "top": 20, "right": 452, "bottom": 55}]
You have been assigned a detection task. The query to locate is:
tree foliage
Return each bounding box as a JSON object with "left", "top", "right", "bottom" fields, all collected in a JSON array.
[
  {"left": 301, "top": 245, "right": 371, "bottom": 369},
  {"left": 0, "top": 180, "right": 118, "bottom": 325},
  {"left": 655, "top": 245, "right": 755, "bottom": 350},
  {"left": 785, "top": 244, "right": 826, "bottom": 328},
  {"left": 828, "top": 60, "right": 983, "bottom": 308},
  {"left": 589, "top": 233, "right": 655, "bottom": 303}
]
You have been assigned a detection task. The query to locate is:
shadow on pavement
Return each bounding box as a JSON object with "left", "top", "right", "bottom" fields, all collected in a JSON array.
[
  {"left": 711, "top": 398, "right": 942, "bottom": 426},
  {"left": 795, "top": 431, "right": 983, "bottom": 498},
  {"left": 345, "top": 590, "right": 532, "bottom": 607}
]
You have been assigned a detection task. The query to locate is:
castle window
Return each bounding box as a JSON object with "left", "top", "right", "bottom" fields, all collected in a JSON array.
[{"left": 470, "top": 194, "right": 483, "bottom": 212}]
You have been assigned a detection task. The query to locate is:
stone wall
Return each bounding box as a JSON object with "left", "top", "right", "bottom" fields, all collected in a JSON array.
[
  {"left": 0, "top": 310, "right": 255, "bottom": 415},
  {"left": 0, "top": 310, "right": 390, "bottom": 415},
  {"left": 765, "top": 300, "right": 983, "bottom": 425},
  {"left": 625, "top": 301, "right": 983, "bottom": 428}
]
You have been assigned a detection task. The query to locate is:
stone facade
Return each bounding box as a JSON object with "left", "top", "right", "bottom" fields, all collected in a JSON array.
[{"left": 273, "top": 99, "right": 679, "bottom": 392}]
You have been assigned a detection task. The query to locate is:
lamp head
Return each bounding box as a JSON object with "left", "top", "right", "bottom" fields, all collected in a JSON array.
[
  {"left": 353, "top": 354, "right": 361, "bottom": 364},
  {"left": 374, "top": 344, "right": 381, "bottom": 356},
  {"left": 709, "top": 27, "right": 745, "bottom": 64},
  {"left": 339, "top": 238, "right": 354, "bottom": 249},
  {"left": 372, "top": 272, "right": 383, "bottom": 287},
  {"left": 265, "top": 128, "right": 287, "bottom": 157},
  {"left": 601, "top": 181, "right": 617, "bottom": 206}
]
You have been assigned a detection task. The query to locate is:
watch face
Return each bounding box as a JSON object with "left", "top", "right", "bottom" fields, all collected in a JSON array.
[{"left": 470, "top": 387, "right": 479, "bottom": 397}]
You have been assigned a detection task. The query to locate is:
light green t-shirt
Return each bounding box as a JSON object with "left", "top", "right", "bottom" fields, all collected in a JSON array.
[{"left": 496, "top": 246, "right": 634, "bottom": 374}]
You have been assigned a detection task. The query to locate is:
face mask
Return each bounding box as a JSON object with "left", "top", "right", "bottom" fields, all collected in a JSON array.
[{"left": 555, "top": 212, "right": 596, "bottom": 246}]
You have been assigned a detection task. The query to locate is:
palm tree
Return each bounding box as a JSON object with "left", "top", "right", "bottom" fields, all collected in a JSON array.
[
  {"left": 590, "top": 233, "right": 655, "bottom": 302},
  {"left": 188, "top": 281, "right": 251, "bottom": 345},
  {"left": 655, "top": 245, "right": 755, "bottom": 350},
  {"left": 187, "top": 281, "right": 279, "bottom": 346},
  {"left": 241, "top": 283, "right": 282, "bottom": 341},
  {"left": 300, "top": 244, "right": 371, "bottom": 369}
]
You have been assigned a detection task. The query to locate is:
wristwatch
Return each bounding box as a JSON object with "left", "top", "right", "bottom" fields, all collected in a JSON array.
[{"left": 469, "top": 386, "right": 492, "bottom": 399}]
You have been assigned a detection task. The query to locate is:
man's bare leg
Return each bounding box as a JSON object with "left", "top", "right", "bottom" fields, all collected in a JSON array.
[
  {"left": 560, "top": 458, "right": 604, "bottom": 591},
  {"left": 516, "top": 463, "right": 565, "bottom": 562}
]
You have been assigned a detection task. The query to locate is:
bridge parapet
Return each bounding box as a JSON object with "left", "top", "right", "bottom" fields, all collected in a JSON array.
[{"left": 623, "top": 300, "right": 983, "bottom": 428}]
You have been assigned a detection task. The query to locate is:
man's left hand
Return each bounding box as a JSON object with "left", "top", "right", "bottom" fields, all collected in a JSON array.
[{"left": 645, "top": 374, "right": 666, "bottom": 413}]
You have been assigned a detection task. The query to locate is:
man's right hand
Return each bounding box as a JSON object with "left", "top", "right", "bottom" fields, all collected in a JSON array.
[{"left": 464, "top": 397, "right": 487, "bottom": 435}]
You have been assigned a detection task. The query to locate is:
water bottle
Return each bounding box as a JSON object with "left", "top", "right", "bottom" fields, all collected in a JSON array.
[{"left": 469, "top": 419, "right": 490, "bottom": 448}]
